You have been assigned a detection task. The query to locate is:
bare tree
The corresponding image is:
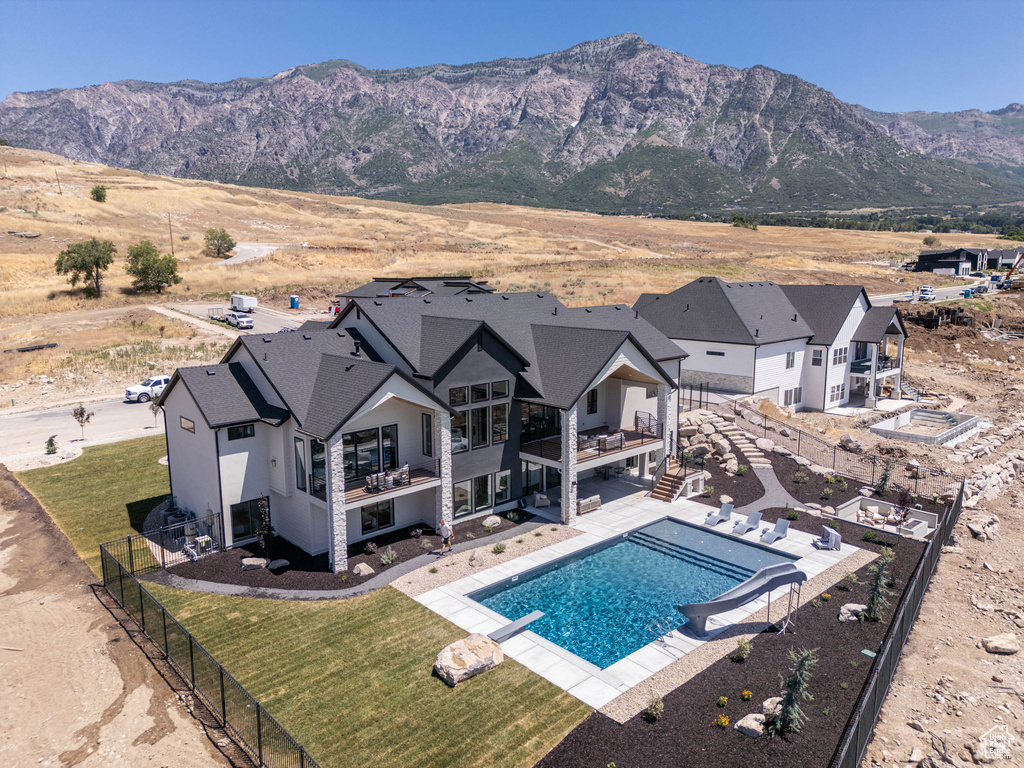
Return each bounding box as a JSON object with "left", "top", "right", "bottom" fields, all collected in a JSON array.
[{"left": 149, "top": 401, "right": 162, "bottom": 428}]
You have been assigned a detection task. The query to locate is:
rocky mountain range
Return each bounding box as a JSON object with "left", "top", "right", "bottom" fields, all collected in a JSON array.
[{"left": 2, "top": 34, "right": 1022, "bottom": 213}]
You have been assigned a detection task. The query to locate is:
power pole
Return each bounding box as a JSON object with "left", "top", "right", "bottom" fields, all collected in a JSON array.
[
  {"left": 54, "top": 169, "right": 62, "bottom": 195},
  {"left": 167, "top": 214, "right": 175, "bottom": 256}
]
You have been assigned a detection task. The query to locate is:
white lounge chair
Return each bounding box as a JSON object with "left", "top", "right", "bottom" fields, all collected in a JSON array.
[
  {"left": 704, "top": 502, "right": 734, "bottom": 526},
  {"left": 732, "top": 511, "right": 762, "bottom": 536},
  {"left": 812, "top": 525, "right": 842, "bottom": 551},
  {"left": 760, "top": 518, "right": 789, "bottom": 544},
  {"left": 533, "top": 492, "right": 551, "bottom": 509}
]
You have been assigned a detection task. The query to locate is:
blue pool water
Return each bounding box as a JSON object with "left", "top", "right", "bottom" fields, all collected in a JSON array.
[{"left": 470, "top": 518, "right": 797, "bottom": 669}]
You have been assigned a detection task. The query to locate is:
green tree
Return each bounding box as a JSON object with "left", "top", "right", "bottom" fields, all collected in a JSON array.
[
  {"left": 125, "top": 239, "right": 182, "bottom": 293},
  {"left": 90, "top": 184, "right": 108, "bottom": 203},
  {"left": 922, "top": 234, "right": 942, "bottom": 247},
  {"left": 44, "top": 435, "right": 58, "bottom": 455},
  {"left": 861, "top": 547, "right": 895, "bottom": 623},
  {"left": 0, "top": 138, "right": 10, "bottom": 147},
  {"left": 72, "top": 403, "right": 94, "bottom": 441},
  {"left": 203, "top": 228, "right": 236, "bottom": 258},
  {"left": 766, "top": 648, "right": 818, "bottom": 738},
  {"left": 54, "top": 238, "right": 116, "bottom": 297}
]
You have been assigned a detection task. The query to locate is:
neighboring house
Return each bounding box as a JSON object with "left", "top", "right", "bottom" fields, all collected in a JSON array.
[
  {"left": 160, "top": 292, "right": 686, "bottom": 572},
  {"left": 634, "top": 277, "right": 907, "bottom": 411},
  {"left": 913, "top": 248, "right": 984, "bottom": 275},
  {"left": 338, "top": 276, "right": 497, "bottom": 302},
  {"left": 985, "top": 247, "right": 1024, "bottom": 271}
]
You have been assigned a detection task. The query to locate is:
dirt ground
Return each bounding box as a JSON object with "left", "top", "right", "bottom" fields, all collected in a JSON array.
[{"left": 0, "top": 467, "right": 233, "bottom": 767}]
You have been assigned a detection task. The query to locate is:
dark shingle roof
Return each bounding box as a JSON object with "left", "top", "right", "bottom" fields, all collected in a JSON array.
[
  {"left": 780, "top": 285, "right": 866, "bottom": 345},
  {"left": 526, "top": 326, "right": 630, "bottom": 410},
  {"left": 301, "top": 356, "right": 398, "bottom": 439},
  {"left": 634, "top": 277, "right": 813, "bottom": 345},
  {"left": 174, "top": 363, "right": 289, "bottom": 428},
  {"left": 852, "top": 307, "right": 904, "bottom": 343},
  {"left": 295, "top": 320, "right": 333, "bottom": 332},
  {"left": 340, "top": 276, "right": 496, "bottom": 299},
  {"left": 337, "top": 292, "right": 683, "bottom": 407}
]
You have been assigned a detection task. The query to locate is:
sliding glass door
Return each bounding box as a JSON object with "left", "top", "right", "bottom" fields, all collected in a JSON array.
[{"left": 342, "top": 425, "right": 398, "bottom": 483}]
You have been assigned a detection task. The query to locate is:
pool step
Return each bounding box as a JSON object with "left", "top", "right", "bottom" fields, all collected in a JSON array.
[{"left": 629, "top": 531, "right": 755, "bottom": 582}]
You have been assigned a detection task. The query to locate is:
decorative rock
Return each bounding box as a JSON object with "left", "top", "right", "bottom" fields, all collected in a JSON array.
[
  {"left": 839, "top": 434, "right": 864, "bottom": 453},
  {"left": 352, "top": 562, "right": 375, "bottom": 576},
  {"left": 680, "top": 426, "right": 699, "bottom": 437},
  {"left": 755, "top": 438, "right": 775, "bottom": 452},
  {"left": 267, "top": 559, "right": 290, "bottom": 570},
  {"left": 241, "top": 557, "right": 269, "bottom": 571},
  {"left": 713, "top": 438, "right": 730, "bottom": 455},
  {"left": 720, "top": 495, "right": 734, "bottom": 505},
  {"left": 795, "top": 456, "right": 812, "bottom": 467},
  {"left": 482, "top": 515, "right": 502, "bottom": 529},
  {"left": 908, "top": 746, "right": 926, "bottom": 763},
  {"left": 469, "top": 551, "right": 484, "bottom": 567},
  {"left": 434, "top": 633, "right": 504, "bottom": 686},
  {"left": 762, "top": 696, "right": 782, "bottom": 720},
  {"left": 734, "top": 713, "right": 765, "bottom": 737},
  {"left": 701, "top": 423, "right": 716, "bottom": 436},
  {"left": 725, "top": 458, "right": 739, "bottom": 475},
  {"left": 839, "top": 603, "right": 866, "bottom": 623},
  {"left": 691, "top": 444, "right": 711, "bottom": 457},
  {"left": 982, "top": 633, "right": 1020, "bottom": 655},
  {"left": 779, "top": 426, "right": 791, "bottom": 437}
]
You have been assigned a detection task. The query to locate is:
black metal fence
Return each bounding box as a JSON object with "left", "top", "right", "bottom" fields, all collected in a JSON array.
[
  {"left": 99, "top": 542, "right": 323, "bottom": 768},
  {"left": 707, "top": 400, "right": 965, "bottom": 499},
  {"left": 103, "top": 511, "right": 224, "bottom": 576},
  {"left": 828, "top": 482, "right": 965, "bottom": 767}
]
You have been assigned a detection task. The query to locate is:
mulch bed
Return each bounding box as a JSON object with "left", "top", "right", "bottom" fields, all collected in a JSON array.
[
  {"left": 768, "top": 452, "right": 947, "bottom": 517},
  {"left": 693, "top": 456, "right": 766, "bottom": 509},
  {"left": 537, "top": 527, "right": 926, "bottom": 768},
  {"left": 166, "top": 510, "right": 534, "bottom": 591}
]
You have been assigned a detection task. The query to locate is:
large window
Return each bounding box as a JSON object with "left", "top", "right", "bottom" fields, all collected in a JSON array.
[
  {"left": 785, "top": 351, "right": 796, "bottom": 370},
  {"left": 310, "top": 438, "right": 326, "bottom": 494},
  {"left": 545, "top": 465, "right": 561, "bottom": 494},
  {"left": 421, "top": 413, "right": 433, "bottom": 457},
  {"left": 342, "top": 425, "right": 398, "bottom": 482},
  {"left": 230, "top": 498, "right": 263, "bottom": 541},
  {"left": 829, "top": 383, "right": 847, "bottom": 403},
  {"left": 522, "top": 460, "right": 543, "bottom": 496},
  {"left": 453, "top": 480, "right": 472, "bottom": 518},
  {"left": 473, "top": 474, "right": 492, "bottom": 512},
  {"left": 228, "top": 423, "right": 254, "bottom": 440},
  {"left": 783, "top": 387, "right": 803, "bottom": 407},
  {"left": 812, "top": 349, "right": 823, "bottom": 367},
  {"left": 586, "top": 389, "right": 598, "bottom": 415},
  {"left": 521, "top": 403, "right": 561, "bottom": 444},
  {"left": 360, "top": 500, "right": 394, "bottom": 535},
  {"left": 471, "top": 407, "right": 490, "bottom": 449},
  {"left": 495, "top": 470, "right": 511, "bottom": 504},
  {"left": 294, "top": 437, "right": 306, "bottom": 491},
  {"left": 449, "top": 386, "right": 468, "bottom": 407},
  {"left": 451, "top": 412, "right": 468, "bottom": 453},
  {"left": 491, "top": 380, "right": 509, "bottom": 399},
  {"left": 491, "top": 402, "right": 508, "bottom": 443},
  {"left": 832, "top": 346, "right": 849, "bottom": 365},
  {"left": 471, "top": 383, "right": 489, "bottom": 402},
  {"left": 853, "top": 342, "right": 870, "bottom": 361}
]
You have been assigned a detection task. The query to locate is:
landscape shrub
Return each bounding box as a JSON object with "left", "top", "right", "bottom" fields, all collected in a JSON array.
[
  {"left": 786, "top": 510, "right": 799, "bottom": 521},
  {"left": 701, "top": 484, "right": 714, "bottom": 498},
  {"left": 364, "top": 541, "right": 378, "bottom": 555},
  {"left": 741, "top": 690, "right": 753, "bottom": 701},
  {"left": 821, "top": 487, "right": 833, "bottom": 500},
  {"left": 644, "top": 695, "right": 664, "bottom": 722},
  {"left": 44, "top": 435, "right": 58, "bottom": 455},
  {"left": 861, "top": 548, "right": 895, "bottom": 622},
  {"left": 862, "top": 530, "right": 878, "bottom": 543},
  {"left": 716, "top": 696, "right": 728, "bottom": 708},
  {"left": 492, "top": 543, "right": 506, "bottom": 554},
  {"left": 793, "top": 469, "right": 810, "bottom": 484},
  {"left": 731, "top": 638, "right": 752, "bottom": 662},
  {"left": 713, "top": 714, "right": 730, "bottom": 728},
  {"left": 90, "top": 184, "right": 108, "bottom": 202},
  {"left": 766, "top": 648, "right": 818, "bottom": 738},
  {"left": 380, "top": 546, "right": 397, "bottom": 566}
]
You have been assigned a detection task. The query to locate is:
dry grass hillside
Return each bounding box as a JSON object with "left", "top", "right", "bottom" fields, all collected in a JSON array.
[{"left": 1, "top": 145, "right": 1003, "bottom": 321}]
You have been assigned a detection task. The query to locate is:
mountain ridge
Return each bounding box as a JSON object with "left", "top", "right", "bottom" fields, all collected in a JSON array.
[{"left": 2, "top": 34, "right": 1022, "bottom": 213}]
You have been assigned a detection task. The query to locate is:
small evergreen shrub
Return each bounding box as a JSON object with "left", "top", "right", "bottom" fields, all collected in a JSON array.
[
  {"left": 861, "top": 548, "right": 895, "bottom": 622},
  {"left": 862, "top": 530, "right": 878, "bottom": 543},
  {"left": 44, "top": 435, "right": 58, "bottom": 455},
  {"left": 787, "top": 510, "right": 799, "bottom": 521},
  {"left": 731, "top": 638, "right": 753, "bottom": 662},
  {"left": 644, "top": 695, "right": 664, "bottom": 722},
  {"left": 766, "top": 648, "right": 818, "bottom": 738},
  {"left": 821, "top": 487, "right": 833, "bottom": 500},
  {"left": 492, "top": 543, "right": 506, "bottom": 554},
  {"left": 90, "top": 184, "right": 108, "bottom": 202},
  {"left": 701, "top": 484, "right": 714, "bottom": 498}
]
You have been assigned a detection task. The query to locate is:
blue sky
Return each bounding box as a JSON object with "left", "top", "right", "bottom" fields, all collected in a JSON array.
[{"left": 1, "top": 0, "right": 1021, "bottom": 112}]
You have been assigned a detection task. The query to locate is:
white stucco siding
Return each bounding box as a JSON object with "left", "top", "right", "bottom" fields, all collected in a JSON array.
[
  {"left": 823, "top": 296, "right": 867, "bottom": 408},
  {"left": 577, "top": 377, "right": 621, "bottom": 432},
  {"left": 269, "top": 491, "right": 323, "bottom": 554},
  {"left": 753, "top": 339, "right": 807, "bottom": 405},
  {"left": 676, "top": 339, "right": 755, "bottom": 377},
  {"left": 619, "top": 382, "right": 659, "bottom": 431},
  {"left": 345, "top": 490, "right": 437, "bottom": 544},
  {"left": 801, "top": 345, "right": 829, "bottom": 411},
  {"left": 163, "top": 383, "right": 221, "bottom": 520},
  {"left": 217, "top": 423, "right": 272, "bottom": 546}
]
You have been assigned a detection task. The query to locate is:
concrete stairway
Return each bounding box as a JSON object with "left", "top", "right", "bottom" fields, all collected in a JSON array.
[{"left": 709, "top": 416, "right": 773, "bottom": 470}]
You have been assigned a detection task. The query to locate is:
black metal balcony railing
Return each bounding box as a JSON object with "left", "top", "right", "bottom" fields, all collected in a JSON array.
[
  {"left": 309, "top": 459, "right": 442, "bottom": 505},
  {"left": 851, "top": 356, "right": 901, "bottom": 375}
]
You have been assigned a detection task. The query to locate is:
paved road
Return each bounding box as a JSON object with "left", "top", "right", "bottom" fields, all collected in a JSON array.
[
  {"left": 167, "top": 302, "right": 311, "bottom": 335},
  {"left": 0, "top": 396, "right": 162, "bottom": 461},
  {"left": 221, "top": 242, "right": 292, "bottom": 265},
  {"left": 870, "top": 277, "right": 991, "bottom": 306}
]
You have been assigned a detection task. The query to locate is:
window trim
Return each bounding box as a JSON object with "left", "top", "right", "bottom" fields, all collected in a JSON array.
[
  {"left": 453, "top": 479, "right": 472, "bottom": 518},
  {"left": 451, "top": 411, "right": 469, "bottom": 454},
  {"left": 832, "top": 346, "right": 849, "bottom": 366},
  {"left": 586, "top": 389, "right": 598, "bottom": 415},
  {"left": 471, "top": 406, "right": 490, "bottom": 449},
  {"left": 360, "top": 499, "right": 394, "bottom": 535},
  {"left": 421, "top": 413, "right": 433, "bottom": 457},
  {"left": 491, "top": 402, "right": 508, "bottom": 444},
  {"left": 705, "top": 350, "right": 726, "bottom": 357},
  {"left": 811, "top": 349, "right": 823, "bottom": 367},
  {"left": 294, "top": 436, "right": 306, "bottom": 491},
  {"left": 473, "top": 474, "right": 493, "bottom": 512},
  {"left": 491, "top": 379, "right": 509, "bottom": 399},
  {"left": 180, "top": 416, "right": 195, "bottom": 433},
  {"left": 227, "top": 423, "right": 255, "bottom": 441},
  {"left": 785, "top": 350, "right": 796, "bottom": 370},
  {"left": 471, "top": 383, "right": 489, "bottom": 403},
  {"left": 495, "top": 469, "right": 511, "bottom": 504},
  {"left": 449, "top": 386, "right": 469, "bottom": 407}
]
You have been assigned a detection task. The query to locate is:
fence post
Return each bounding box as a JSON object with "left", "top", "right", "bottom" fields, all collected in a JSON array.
[
  {"left": 763, "top": 414, "right": 767, "bottom": 438},
  {"left": 189, "top": 635, "right": 195, "bottom": 687},
  {"left": 139, "top": 582, "right": 145, "bottom": 630},
  {"left": 128, "top": 540, "right": 135, "bottom": 577},
  {"left": 833, "top": 445, "right": 838, "bottom": 471},
  {"left": 117, "top": 562, "right": 125, "bottom": 606},
  {"left": 797, "top": 431, "right": 802, "bottom": 457},
  {"left": 256, "top": 706, "right": 264, "bottom": 765},
  {"left": 219, "top": 667, "right": 227, "bottom": 725},
  {"left": 162, "top": 607, "right": 169, "bottom": 655},
  {"left": 159, "top": 527, "right": 166, "bottom": 570}
]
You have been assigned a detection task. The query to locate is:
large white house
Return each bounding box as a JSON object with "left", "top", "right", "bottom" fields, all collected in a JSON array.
[{"left": 634, "top": 277, "right": 907, "bottom": 411}]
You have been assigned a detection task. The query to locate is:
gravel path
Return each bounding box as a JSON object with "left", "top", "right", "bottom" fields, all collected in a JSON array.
[{"left": 734, "top": 465, "right": 804, "bottom": 515}]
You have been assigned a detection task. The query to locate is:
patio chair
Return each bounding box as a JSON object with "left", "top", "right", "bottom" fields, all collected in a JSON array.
[
  {"left": 383, "top": 473, "right": 395, "bottom": 490},
  {"left": 364, "top": 474, "right": 380, "bottom": 493},
  {"left": 760, "top": 518, "right": 789, "bottom": 544},
  {"left": 704, "top": 502, "right": 734, "bottom": 526},
  {"left": 812, "top": 525, "right": 842, "bottom": 551},
  {"left": 533, "top": 492, "right": 551, "bottom": 508},
  {"left": 732, "top": 510, "right": 761, "bottom": 536},
  {"left": 398, "top": 464, "right": 410, "bottom": 485}
]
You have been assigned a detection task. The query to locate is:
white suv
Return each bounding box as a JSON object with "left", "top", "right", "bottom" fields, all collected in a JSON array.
[{"left": 126, "top": 375, "right": 170, "bottom": 403}]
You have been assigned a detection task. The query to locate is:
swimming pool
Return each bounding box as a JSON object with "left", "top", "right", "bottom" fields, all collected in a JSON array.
[{"left": 470, "top": 518, "right": 797, "bottom": 669}]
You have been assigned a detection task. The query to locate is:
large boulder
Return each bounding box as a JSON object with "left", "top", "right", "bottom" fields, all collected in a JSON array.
[
  {"left": 434, "top": 634, "right": 504, "bottom": 686},
  {"left": 713, "top": 438, "right": 730, "bottom": 455},
  {"left": 482, "top": 515, "right": 503, "bottom": 529},
  {"left": 241, "top": 557, "right": 269, "bottom": 571},
  {"left": 982, "top": 633, "right": 1020, "bottom": 655},
  {"left": 755, "top": 438, "right": 775, "bottom": 452},
  {"left": 701, "top": 423, "right": 716, "bottom": 436},
  {"left": 762, "top": 697, "right": 782, "bottom": 720},
  {"left": 679, "top": 426, "right": 699, "bottom": 437},
  {"left": 840, "top": 434, "right": 864, "bottom": 453},
  {"left": 725, "top": 458, "right": 739, "bottom": 475},
  {"left": 734, "top": 713, "right": 765, "bottom": 737},
  {"left": 352, "top": 562, "right": 375, "bottom": 576},
  {"left": 691, "top": 444, "right": 711, "bottom": 457},
  {"left": 839, "top": 604, "right": 866, "bottom": 623}
]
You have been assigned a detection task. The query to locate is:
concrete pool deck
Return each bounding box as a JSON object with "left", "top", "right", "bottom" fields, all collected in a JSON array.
[{"left": 414, "top": 489, "right": 863, "bottom": 712}]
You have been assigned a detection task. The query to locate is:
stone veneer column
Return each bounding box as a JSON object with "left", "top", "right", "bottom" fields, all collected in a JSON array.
[
  {"left": 325, "top": 432, "right": 347, "bottom": 573},
  {"left": 656, "top": 383, "right": 671, "bottom": 465},
  {"left": 894, "top": 335, "right": 905, "bottom": 400},
  {"left": 433, "top": 410, "right": 453, "bottom": 528},
  {"left": 560, "top": 404, "right": 578, "bottom": 525}
]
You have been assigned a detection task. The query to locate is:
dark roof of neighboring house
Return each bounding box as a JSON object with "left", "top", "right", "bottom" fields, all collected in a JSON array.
[
  {"left": 852, "top": 307, "right": 907, "bottom": 343},
  {"left": 295, "top": 320, "right": 333, "bottom": 332},
  {"left": 168, "top": 363, "right": 290, "bottom": 428},
  {"left": 335, "top": 293, "right": 684, "bottom": 408},
  {"left": 780, "top": 285, "right": 867, "bottom": 345},
  {"left": 634, "top": 277, "right": 813, "bottom": 346},
  {"left": 339, "top": 276, "right": 496, "bottom": 299}
]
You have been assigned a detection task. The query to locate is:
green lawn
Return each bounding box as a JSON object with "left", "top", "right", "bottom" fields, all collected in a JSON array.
[
  {"left": 17, "top": 434, "right": 169, "bottom": 576},
  {"left": 147, "top": 584, "right": 591, "bottom": 768}
]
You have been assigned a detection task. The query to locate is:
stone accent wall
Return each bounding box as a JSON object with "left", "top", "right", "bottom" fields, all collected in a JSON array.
[
  {"left": 678, "top": 369, "right": 753, "bottom": 394},
  {"left": 325, "top": 432, "right": 347, "bottom": 573},
  {"left": 560, "top": 404, "right": 578, "bottom": 525},
  {"left": 434, "top": 410, "right": 453, "bottom": 527},
  {"left": 656, "top": 383, "right": 670, "bottom": 465}
]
